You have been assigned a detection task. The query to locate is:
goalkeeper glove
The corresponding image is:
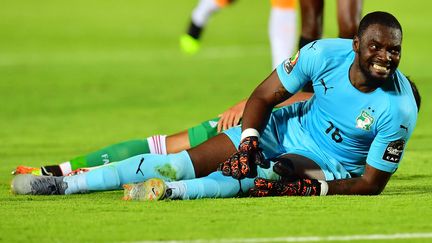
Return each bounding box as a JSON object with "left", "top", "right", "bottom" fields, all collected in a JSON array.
[
  {"left": 249, "top": 177, "right": 328, "bottom": 197},
  {"left": 220, "top": 136, "right": 268, "bottom": 179}
]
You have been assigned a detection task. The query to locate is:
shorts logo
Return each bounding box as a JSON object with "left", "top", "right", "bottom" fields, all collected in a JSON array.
[
  {"left": 355, "top": 110, "right": 374, "bottom": 131},
  {"left": 382, "top": 139, "right": 405, "bottom": 163},
  {"left": 283, "top": 50, "right": 299, "bottom": 74}
]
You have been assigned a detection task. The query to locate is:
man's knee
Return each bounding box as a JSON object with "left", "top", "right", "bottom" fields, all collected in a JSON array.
[
  {"left": 188, "top": 133, "right": 236, "bottom": 177},
  {"left": 272, "top": 154, "right": 325, "bottom": 180}
]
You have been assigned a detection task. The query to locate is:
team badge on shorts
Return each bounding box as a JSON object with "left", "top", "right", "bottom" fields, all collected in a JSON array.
[
  {"left": 283, "top": 50, "right": 299, "bottom": 74},
  {"left": 382, "top": 139, "right": 405, "bottom": 163},
  {"left": 355, "top": 110, "right": 374, "bottom": 131}
]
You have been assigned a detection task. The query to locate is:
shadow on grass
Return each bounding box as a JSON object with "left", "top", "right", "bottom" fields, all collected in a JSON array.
[{"left": 391, "top": 174, "right": 430, "bottom": 181}]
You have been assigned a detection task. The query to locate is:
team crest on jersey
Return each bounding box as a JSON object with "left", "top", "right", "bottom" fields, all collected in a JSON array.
[
  {"left": 355, "top": 110, "right": 374, "bottom": 131},
  {"left": 382, "top": 139, "right": 405, "bottom": 163},
  {"left": 283, "top": 50, "right": 299, "bottom": 74}
]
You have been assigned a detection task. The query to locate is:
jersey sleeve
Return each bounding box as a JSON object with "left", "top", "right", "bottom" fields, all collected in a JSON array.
[
  {"left": 366, "top": 108, "right": 416, "bottom": 173},
  {"left": 276, "top": 41, "right": 326, "bottom": 94}
]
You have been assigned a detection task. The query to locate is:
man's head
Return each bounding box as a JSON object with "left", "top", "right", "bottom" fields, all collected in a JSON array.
[{"left": 353, "top": 12, "right": 403, "bottom": 85}]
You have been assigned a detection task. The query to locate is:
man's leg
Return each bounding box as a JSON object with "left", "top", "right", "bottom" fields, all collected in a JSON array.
[
  {"left": 337, "top": 0, "right": 362, "bottom": 38},
  {"left": 12, "top": 133, "right": 237, "bottom": 195},
  {"left": 268, "top": 0, "right": 297, "bottom": 68},
  {"left": 180, "top": 0, "right": 234, "bottom": 54},
  {"left": 298, "top": 0, "right": 323, "bottom": 49},
  {"left": 297, "top": 0, "right": 322, "bottom": 93},
  {"left": 272, "top": 154, "right": 326, "bottom": 180},
  {"left": 165, "top": 171, "right": 255, "bottom": 199},
  {"left": 149, "top": 154, "right": 325, "bottom": 200},
  {"left": 14, "top": 117, "right": 222, "bottom": 176}
]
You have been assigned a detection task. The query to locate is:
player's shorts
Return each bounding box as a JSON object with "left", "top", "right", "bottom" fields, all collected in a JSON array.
[{"left": 223, "top": 102, "right": 352, "bottom": 181}]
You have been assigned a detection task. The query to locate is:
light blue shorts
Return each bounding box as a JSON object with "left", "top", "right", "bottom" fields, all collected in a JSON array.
[{"left": 223, "top": 103, "right": 352, "bottom": 181}]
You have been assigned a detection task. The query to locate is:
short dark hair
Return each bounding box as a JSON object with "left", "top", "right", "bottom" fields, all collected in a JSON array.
[{"left": 357, "top": 11, "right": 403, "bottom": 38}]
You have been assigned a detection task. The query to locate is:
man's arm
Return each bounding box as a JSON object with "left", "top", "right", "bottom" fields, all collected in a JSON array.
[
  {"left": 327, "top": 164, "right": 392, "bottom": 195},
  {"left": 241, "top": 70, "right": 293, "bottom": 133},
  {"left": 220, "top": 70, "right": 294, "bottom": 179},
  {"left": 249, "top": 164, "right": 392, "bottom": 197}
]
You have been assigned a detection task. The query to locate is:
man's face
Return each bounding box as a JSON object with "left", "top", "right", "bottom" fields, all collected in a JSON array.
[{"left": 354, "top": 24, "right": 402, "bottom": 83}]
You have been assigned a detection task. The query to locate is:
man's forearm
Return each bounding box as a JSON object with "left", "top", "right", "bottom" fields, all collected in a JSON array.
[
  {"left": 241, "top": 97, "right": 274, "bottom": 134},
  {"left": 327, "top": 165, "right": 392, "bottom": 195},
  {"left": 327, "top": 177, "right": 384, "bottom": 195}
]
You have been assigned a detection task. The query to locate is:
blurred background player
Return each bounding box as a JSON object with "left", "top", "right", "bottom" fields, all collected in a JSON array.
[{"left": 180, "top": 0, "right": 297, "bottom": 68}]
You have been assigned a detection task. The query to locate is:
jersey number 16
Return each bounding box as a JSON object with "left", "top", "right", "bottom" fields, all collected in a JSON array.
[{"left": 325, "top": 121, "right": 343, "bottom": 143}]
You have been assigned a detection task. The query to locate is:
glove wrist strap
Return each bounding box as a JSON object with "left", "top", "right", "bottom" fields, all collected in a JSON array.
[
  {"left": 241, "top": 128, "right": 260, "bottom": 140},
  {"left": 318, "top": 180, "right": 328, "bottom": 196}
]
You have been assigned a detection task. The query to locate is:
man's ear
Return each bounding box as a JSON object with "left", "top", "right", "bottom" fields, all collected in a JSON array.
[{"left": 353, "top": 36, "right": 360, "bottom": 53}]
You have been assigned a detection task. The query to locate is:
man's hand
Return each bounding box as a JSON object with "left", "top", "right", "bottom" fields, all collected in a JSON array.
[
  {"left": 220, "top": 136, "right": 268, "bottom": 179},
  {"left": 217, "top": 100, "right": 246, "bottom": 132},
  {"left": 249, "top": 177, "right": 325, "bottom": 197}
]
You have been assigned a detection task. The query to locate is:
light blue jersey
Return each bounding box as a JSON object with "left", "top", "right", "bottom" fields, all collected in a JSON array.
[
  {"left": 276, "top": 38, "right": 418, "bottom": 176},
  {"left": 64, "top": 39, "right": 418, "bottom": 200}
]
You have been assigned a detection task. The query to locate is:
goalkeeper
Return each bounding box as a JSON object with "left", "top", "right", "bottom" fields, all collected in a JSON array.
[{"left": 12, "top": 12, "right": 420, "bottom": 201}]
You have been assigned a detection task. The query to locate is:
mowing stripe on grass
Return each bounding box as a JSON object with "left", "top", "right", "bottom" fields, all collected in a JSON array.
[{"left": 129, "top": 232, "right": 432, "bottom": 243}]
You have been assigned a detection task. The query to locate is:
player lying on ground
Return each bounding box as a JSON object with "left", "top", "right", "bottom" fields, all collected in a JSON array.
[
  {"left": 13, "top": 92, "right": 311, "bottom": 177},
  {"left": 181, "top": 0, "right": 297, "bottom": 69},
  {"left": 12, "top": 12, "right": 420, "bottom": 201}
]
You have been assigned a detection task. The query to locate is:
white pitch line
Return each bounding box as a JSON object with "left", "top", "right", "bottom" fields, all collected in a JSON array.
[{"left": 127, "top": 232, "right": 432, "bottom": 243}]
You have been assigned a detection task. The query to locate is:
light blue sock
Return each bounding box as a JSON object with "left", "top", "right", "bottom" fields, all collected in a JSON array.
[
  {"left": 63, "top": 174, "right": 89, "bottom": 195},
  {"left": 179, "top": 171, "right": 255, "bottom": 199},
  {"left": 64, "top": 151, "right": 196, "bottom": 194}
]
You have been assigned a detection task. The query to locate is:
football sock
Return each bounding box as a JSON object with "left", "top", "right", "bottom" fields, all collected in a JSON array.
[
  {"left": 187, "top": 118, "right": 219, "bottom": 147},
  {"left": 63, "top": 151, "right": 196, "bottom": 194},
  {"left": 177, "top": 171, "right": 255, "bottom": 199},
  {"left": 269, "top": 0, "right": 297, "bottom": 68},
  {"left": 42, "top": 136, "right": 168, "bottom": 176},
  {"left": 42, "top": 116, "right": 221, "bottom": 177},
  {"left": 191, "top": 0, "right": 223, "bottom": 28},
  {"left": 147, "top": 135, "right": 168, "bottom": 155},
  {"left": 165, "top": 181, "right": 187, "bottom": 199},
  {"left": 186, "top": 21, "right": 203, "bottom": 40}
]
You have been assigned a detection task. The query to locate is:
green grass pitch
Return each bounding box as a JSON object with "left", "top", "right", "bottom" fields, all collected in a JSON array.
[{"left": 1, "top": 1, "right": 431, "bottom": 242}]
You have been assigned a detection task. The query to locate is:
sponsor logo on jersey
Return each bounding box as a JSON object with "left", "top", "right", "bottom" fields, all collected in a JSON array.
[
  {"left": 355, "top": 110, "right": 374, "bottom": 131},
  {"left": 283, "top": 50, "right": 299, "bottom": 74},
  {"left": 382, "top": 139, "right": 405, "bottom": 163}
]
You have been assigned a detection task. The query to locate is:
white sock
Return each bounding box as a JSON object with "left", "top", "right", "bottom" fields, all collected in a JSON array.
[
  {"left": 269, "top": 7, "right": 297, "bottom": 69},
  {"left": 59, "top": 161, "right": 72, "bottom": 176},
  {"left": 147, "top": 135, "right": 167, "bottom": 155},
  {"left": 191, "top": 0, "right": 221, "bottom": 27},
  {"left": 165, "top": 181, "right": 187, "bottom": 199}
]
